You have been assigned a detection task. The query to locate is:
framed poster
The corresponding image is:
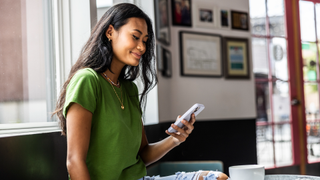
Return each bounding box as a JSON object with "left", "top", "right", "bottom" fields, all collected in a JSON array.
[
  {"left": 162, "top": 48, "right": 172, "bottom": 77},
  {"left": 193, "top": 2, "right": 218, "bottom": 28},
  {"left": 156, "top": 44, "right": 172, "bottom": 77},
  {"left": 224, "top": 37, "right": 250, "bottom": 79},
  {"left": 219, "top": 8, "right": 230, "bottom": 29},
  {"left": 154, "top": 0, "right": 170, "bottom": 45},
  {"left": 172, "top": 0, "right": 192, "bottom": 27},
  {"left": 180, "top": 31, "right": 223, "bottom": 77},
  {"left": 231, "top": 10, "right": 249, "bottom": 31},
  {"left": 156, "top": 44, "right": 163, "bottom": 71}
]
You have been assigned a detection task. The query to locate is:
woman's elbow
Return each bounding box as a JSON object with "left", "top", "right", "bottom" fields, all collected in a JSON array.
[{"left": 66, "top": 154, "right": 84, "bottom": 173}]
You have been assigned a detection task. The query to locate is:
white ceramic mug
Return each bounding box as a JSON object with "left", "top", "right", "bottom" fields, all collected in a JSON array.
[{"left": 229, "top": 165, "right": 265, "bottom": 180}]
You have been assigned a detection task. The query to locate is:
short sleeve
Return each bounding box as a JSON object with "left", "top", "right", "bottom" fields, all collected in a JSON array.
[{"left": 63, "top": 69, "right": 99, "bottom": 118}]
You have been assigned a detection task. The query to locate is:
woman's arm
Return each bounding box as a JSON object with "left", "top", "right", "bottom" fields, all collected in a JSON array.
[
  {"left": 66, "top": 103, "right": 92, "bottom": 180},
  {"left": 138, "top": 114, "right": 195, "bottom": 166}
]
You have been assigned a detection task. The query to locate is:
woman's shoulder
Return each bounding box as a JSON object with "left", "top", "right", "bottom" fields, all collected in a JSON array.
[
  {"left": 68, "top": 68, "right": 100, "bottom": 88},
  {"left": 74, "top": 68, "right": 100, "bottom": 80}
]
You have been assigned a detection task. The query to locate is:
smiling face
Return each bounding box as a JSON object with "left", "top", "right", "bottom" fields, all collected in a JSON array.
[{"left": 106, "top": 17, "right": 149, "bottom": 67}]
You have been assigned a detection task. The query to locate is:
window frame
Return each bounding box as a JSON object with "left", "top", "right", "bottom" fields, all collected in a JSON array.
[{"left": 0, "top": 0, "right": 98, "bottom": 138}]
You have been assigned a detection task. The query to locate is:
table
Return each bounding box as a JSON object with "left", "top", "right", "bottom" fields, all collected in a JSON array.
[{"left": 265, "top": 175, "right": 320, "bottom": 180}]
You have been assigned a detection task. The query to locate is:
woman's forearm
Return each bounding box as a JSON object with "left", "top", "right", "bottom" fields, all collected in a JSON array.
[{"left": 140, "top": 136, "right": 180, "bottom": 166}]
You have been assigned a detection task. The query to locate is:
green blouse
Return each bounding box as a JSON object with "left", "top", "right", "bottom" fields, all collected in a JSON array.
[{"left": 63, "top": 68, "right": 146, "bottom": 180}]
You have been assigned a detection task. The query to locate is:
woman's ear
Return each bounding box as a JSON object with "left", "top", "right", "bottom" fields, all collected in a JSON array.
[{"left": 105, "top": 24, "right": 114, "bottom": 40}]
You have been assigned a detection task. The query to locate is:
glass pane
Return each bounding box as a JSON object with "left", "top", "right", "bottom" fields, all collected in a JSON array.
[
  {"left": 255, "top": 81, "right": 271, "bottom": 122},
  {"left": 272, "top": 81, "right": 290, "bottom": 123},
  {"left": 252, "top": 38, "right": 269, "bottom": 75},
  {"left": 267, "top": 0, "right": 286, "bottom": 37},
  {"left": 270, "top": 38, "right": 288, "bottom": 81},
  {"left": 299, "top": 1, "right": 316, "bottom": 42},
  {"left": 304, "top": 83, "right": 319, "bottom": 121},
  {"left": 274, "top": 123, "right": 293, "bottom": 166},
  {"left": 257, "top": 125, "right": 275, "bottom": 168},
  {"left": 317, "top": 4, "right": 320, "bottom": 41},
  {"left": 96, "top": 0, "right": 112, "bottom": 21},
  {"left": 0, "top": 0, "right": 48, "bottom": 123},
  {"left": 307, "top": 120, "right": 320, "bottom": 162},
  {"left": 302, "top": 42, "right": 317, "bottom": 81},
  {"left": 249, "top": 0, "right": 267, "bottom": 35}
]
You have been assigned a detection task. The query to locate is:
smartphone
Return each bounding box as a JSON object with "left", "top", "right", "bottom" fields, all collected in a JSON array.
[{"left": 168, "top": 103, "right": 205, "bottom": 133}]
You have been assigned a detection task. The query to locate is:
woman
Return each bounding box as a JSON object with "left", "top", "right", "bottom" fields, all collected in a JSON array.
[{"left": 53, "top": 3, "right": 228, "bottom": 180}]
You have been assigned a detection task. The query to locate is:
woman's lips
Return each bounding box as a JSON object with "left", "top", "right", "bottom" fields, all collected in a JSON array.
[{"left": 131, "top": 52, "right": 141, "bottom": 59}]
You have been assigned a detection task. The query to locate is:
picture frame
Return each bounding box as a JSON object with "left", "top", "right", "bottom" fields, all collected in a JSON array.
[
  {"left": 154, "top": 0, "right": 170, "bottom": 45},
  {"left": 162, "top": 48, "right": 172, "bottom": 77},
  {"left": 180, "top": 31, "right": 223, "bottom": 77},
  {"left": 156, "top": 44, "right": 163, "bottom": 71},
  {"left": 156, "top": 44, "right": 172, "bottom": 77},
  {"left": 224, "top": 37, "right": 250, "bottom": 79},
  {"left": 231, "top": 10, "right": 249, "bottom": 31},
  {"left": 172, "top": 0, "right": 192, "bottom": 27},
  {"left": 219, "top": 8, "right": 230, "bottom": 29},
  {"left": 193, "top": 2, "right": 217, "bottom": 28}
]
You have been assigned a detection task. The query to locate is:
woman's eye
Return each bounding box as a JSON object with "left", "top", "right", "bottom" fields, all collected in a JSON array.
[
  {"left": 143, "top": 41, "right": 147, "bottom": 44},
  {"left": 133, "top": 35, "right": 139, "bottom": 40}
]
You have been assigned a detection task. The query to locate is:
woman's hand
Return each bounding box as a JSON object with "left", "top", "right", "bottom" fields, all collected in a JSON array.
[{"left": 165, "top": 113, "right": 196, "bottom": 145}]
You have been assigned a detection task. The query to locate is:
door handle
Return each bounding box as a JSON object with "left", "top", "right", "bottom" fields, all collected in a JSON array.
[{"left": 291, "top": 99, "right": 300, "bottom": 106}]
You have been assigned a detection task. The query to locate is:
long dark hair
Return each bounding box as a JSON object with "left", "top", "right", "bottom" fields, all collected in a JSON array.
[{"left": 53, "top": 3, "right": 157, "bottom": 136}]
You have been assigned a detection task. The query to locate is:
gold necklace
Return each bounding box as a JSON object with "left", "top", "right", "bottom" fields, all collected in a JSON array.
[{"left": 108, "top": 81, "right": 124, "bottom": 110}]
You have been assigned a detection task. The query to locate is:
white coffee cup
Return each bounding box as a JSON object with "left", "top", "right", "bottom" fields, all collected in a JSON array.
[{"left": 229, "top": 165, "right": 265, "bottom": 180}]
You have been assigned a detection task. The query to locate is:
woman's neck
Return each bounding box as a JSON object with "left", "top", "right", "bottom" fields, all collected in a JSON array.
[{"left": 103, "top": 58, "right": 125, "bottom": 84}]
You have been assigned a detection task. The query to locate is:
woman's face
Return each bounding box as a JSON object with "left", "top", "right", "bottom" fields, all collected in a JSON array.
[{"left": 107, "top": 17, "right": 148, "bottom": 67}]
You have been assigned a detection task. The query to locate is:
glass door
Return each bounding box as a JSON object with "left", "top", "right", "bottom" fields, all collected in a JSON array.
[
  {"left": 250, "top": 0, "right": 293, "bottom": 168},
  {"left": 299, "top": 0, "right": 320, "bottom": 163}
]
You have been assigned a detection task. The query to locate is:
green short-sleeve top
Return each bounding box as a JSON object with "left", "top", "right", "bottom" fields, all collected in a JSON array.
[{"left": 63, "top": 68, "right": 146, "bottom": 180}]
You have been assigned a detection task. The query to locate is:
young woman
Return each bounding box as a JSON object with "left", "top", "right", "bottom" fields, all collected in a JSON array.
[{"left": 53, "top": 3, "right": 228, "bottom": 180}]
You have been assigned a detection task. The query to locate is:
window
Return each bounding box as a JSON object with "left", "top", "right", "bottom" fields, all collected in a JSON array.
[
  {"left": 250, "top": 0, "right": 293, "bottom": 168},
  {"left": 0, "top": 0, "right": 56, "bottom": 126},
  {"left": 0, "top": 0, "right": 58, "bottom": 136},
  {"left": 299, "top": 0, "right": 320, "bottom": 163}
]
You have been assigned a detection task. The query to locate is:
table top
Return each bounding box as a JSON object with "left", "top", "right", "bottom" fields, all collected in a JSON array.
[{"left": 265, "top": 175, "right": 320, "bottom": 180}]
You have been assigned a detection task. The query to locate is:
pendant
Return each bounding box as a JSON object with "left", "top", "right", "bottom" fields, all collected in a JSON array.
[{"left": 121, "top": 105, "right": 124, "bottom": 110}]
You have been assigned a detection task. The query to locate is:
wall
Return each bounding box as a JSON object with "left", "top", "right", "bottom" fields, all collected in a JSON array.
[
  {"left": 0, "top": 132, "right": 68, "bottom": 180},
  {"left": 145, "top": 119, "right": 258, "bottom": 176},
  {"left": 157, "top": 0, "right": 256, "bottom": 122}
]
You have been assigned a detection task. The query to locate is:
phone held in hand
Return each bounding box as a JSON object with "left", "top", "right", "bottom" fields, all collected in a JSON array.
[{"left": 168, "top": 103, "right": 205, "bottom": 133}]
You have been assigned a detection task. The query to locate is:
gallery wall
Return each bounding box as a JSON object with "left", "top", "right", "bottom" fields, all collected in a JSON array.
[{"left": 156, "top": 0, "right": 256, "bottom": 122}]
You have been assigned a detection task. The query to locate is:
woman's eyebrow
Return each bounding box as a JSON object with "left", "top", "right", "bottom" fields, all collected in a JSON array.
[{"left": 133, "top": 29, "right": 148, "bottom": 37}]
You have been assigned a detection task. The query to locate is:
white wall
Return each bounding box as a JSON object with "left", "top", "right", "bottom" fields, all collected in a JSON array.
[{"left": 157, "top": 0, "right": 256, "bottom": 122}]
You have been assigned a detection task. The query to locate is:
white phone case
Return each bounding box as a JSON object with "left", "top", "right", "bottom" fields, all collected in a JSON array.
[{"left": 168, "top": 103, "right": 205, "bottom": 133}]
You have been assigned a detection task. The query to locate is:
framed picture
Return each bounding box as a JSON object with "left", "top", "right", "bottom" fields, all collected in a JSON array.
[
  {"left": 224, "top": 37, "right": 250, "bottom": 79},
  {"left": 156, "top": 44, "right": 163, "bottom": 71},
  {"left": 180, "top": 31, "right": 223, "bottom": 77},
  {"left": 219, "top": 8, "right": 230, "bottom": 29},
  {"left": 156, "top": 44, "right": 172, "bottom": 77},
  {"left": 231, "top": 10, "right": 249, "bottom": 31},
  {"left": 154, "top": 0, "right": 170, "bottom": 45},
  {"left": 162, "top": 48, "right": 172, "bottom": 77},
  {"left": 172, "top": 0, "right": 192, "bottom": 27},
  {"left": 193, "top": 2, "right": 217, "bottom": 28}
]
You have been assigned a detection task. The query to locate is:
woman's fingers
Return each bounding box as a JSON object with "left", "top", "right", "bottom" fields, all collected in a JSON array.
[
  {"left": 170, "top": 124, "right": 189, "bottom": 137},
  {"left": 167, "top": 113, "right": 197, "bottom": 143},
  {"left": 189, "top": 113, "right": 196, "bottom": 125},
  {"left": 181, "top": 119, "right": 194, "bottom": 133}
]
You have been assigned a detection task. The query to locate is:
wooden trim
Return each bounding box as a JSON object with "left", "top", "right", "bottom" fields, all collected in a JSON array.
[{"left": 285, "top": 0, "right": 308, "bottom": 175}]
